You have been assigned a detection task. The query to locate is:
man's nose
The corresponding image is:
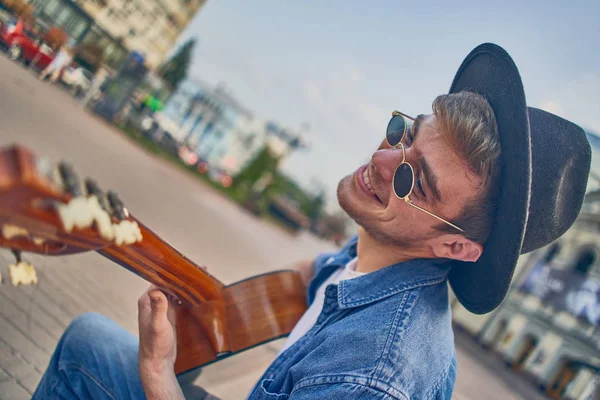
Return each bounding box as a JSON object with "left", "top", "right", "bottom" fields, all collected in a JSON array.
[{"left": 371, "top": 147, "right": 407, "bottom": 182}]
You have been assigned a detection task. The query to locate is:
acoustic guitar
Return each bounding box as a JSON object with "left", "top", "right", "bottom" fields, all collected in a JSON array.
[{"left": 0, "top": 145, "right": 307, "bottom": 374}]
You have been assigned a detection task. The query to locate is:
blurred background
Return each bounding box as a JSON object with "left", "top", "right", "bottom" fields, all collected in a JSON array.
[{"left": 0, "top": 0, "right": 598, "bottom": 399}]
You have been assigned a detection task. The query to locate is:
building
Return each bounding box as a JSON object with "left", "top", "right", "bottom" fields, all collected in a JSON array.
[
  {"left": 27, "top": 0, "right": 93, "bottom": 42},
  {"left": 452, "top": 132, "right": 600, "bottom": 400},
  {"left": 159, "top": 77, "right": 310, "bottom": 176},
  {"left": 27, "top": 0, "right": 206, "bottom": 69},
  {"left": 156, "top": 79, "right": 309, "bottom": 175},
  {"left": 160, "top": 77, "right": 253, "bottom": 170},
  {"left": 223, "top": 118, "right": 310, "bottom": 175}
]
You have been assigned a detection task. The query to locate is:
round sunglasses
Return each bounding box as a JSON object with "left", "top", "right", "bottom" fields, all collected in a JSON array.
[{"left": 386, "top": 111, "right": 464, "bottom": 233}]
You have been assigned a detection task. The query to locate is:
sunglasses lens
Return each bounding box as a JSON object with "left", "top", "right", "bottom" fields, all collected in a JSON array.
[
  {"left": 387, "top": 115, "right": 406, "bottom": 147},
  {"left": 393, "top": 163, "right": 413, "bottom": 198}
]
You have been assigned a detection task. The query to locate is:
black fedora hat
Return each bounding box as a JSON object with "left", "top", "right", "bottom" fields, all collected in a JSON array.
[{"left": 447, "top": 43, "right": 592, "bottom": 314}]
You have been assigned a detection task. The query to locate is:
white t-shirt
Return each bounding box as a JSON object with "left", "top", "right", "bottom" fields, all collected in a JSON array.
[{"left": 278, "top": 257, "right": 364, "bottom": 355}]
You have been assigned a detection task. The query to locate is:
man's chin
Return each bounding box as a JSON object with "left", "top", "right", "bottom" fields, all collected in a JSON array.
[{"left": 337, "top": 176, "right": 367, "bottom": 226}]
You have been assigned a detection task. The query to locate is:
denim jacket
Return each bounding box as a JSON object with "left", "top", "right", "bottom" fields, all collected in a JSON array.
[{"left": 248, "top": 236, "right": 457, "bottom": 400}]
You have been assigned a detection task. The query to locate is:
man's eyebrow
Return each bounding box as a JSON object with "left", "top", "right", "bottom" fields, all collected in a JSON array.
[{"left": 420, "top": 156, "right": 442, "bottom": 203}]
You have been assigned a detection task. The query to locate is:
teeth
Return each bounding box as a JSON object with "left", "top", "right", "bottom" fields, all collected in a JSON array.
[{"left": 362, "top": 169, "right": 377, "bottom": 196}]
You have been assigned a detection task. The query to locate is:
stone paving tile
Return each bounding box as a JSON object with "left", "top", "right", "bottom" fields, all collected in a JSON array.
[
  {"left": 40, "top": 267, "right": 131, "bottom": 323},
  {"left": 0, "top": 291, "right": 59, "bottom": 349},
  {"left": 0, "top": 315, "right": 51, "bottom": 371},
  {"left": 0, "top": 291, "right": 66, "bottom": 340},
  {"left": 0, "top": 340, "right": 39, "bottom": 379},
  {"left": 0, "top": 367, "right": 10, "bottom": 382},
  {"left": 0, "top": 280, "right": 73, "bottom": 330},
  {"left": 15, "top": 369, "right": 42, "bottom": 395},
  {"left": 0, "top": 380, "right": 31, "bottom": 400}
]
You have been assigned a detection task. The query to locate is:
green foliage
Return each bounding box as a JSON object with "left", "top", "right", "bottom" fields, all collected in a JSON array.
[
  {"left": 231, "top": 147, "right": 326, "bottom": 221},
  {"left": 158, "top": 39, "right": 196, "bottom": 91},
  {"left": 268, "top": 173, "right": 322, "bottom": 217},
  {"left": 232, "top": 146, "right": 280, "bottom": 191}
]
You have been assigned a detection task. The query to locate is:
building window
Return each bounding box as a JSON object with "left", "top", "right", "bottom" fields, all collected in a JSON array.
[
  {"left": 70, "top": 20, "right": 88, "bottom": 39},
  {"left": 55, "top": 7, "right": 73, "bottom": 26},
  {"left": 574, "top": 250, "right": 595, "bottom": 275},
  {"left": 544, "top": 243, "right": 561, "bottom": 263},
  {"left": 43, "top": 0, "right": 61, "bottom": 17}
]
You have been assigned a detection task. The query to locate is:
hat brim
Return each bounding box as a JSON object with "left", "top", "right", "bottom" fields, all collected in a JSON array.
[{"left": 447, "top": 43, "right": 532, "bottom": 314}]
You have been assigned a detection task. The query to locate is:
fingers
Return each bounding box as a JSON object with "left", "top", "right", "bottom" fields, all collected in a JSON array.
[
  {"left": 138, "top": 287, "right": 179, "bottom": 327},
  {"left": 146, "top": 290, "right": 176, "bottom": 334},
  {"left": 141, "top": 285, "right": 181, "bottom": 304},
  {"left": 149, "top": 289, "right": 169, "bottom": 316}
]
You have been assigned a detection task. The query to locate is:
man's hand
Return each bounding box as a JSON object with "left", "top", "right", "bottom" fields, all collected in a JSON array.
[
  {"left": 138, "top": 285, "right": 178, "bottom": 370},
  {"left": 138, "top": 285, "right": 185, "bottom": 400}
]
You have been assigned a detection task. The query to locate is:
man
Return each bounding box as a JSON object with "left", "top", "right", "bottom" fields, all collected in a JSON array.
[
  {"left": 39, "top": 45, "right": 73, "bottom": 83},
  {"left": 32, "top": 43, "right": 591, "bottom": 399}
]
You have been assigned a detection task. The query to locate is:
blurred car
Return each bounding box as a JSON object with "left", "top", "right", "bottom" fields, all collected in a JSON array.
[
  {"left": 197, "top": 160, "right": 209, "bottom": 174},
  {"left": 207, "top": 167, "right": 233, "bottom": 188},
  {"left": 0, "top": 18, "right": 54, "bottom": 70},
  {"left": 61, "top": 66, "right": 93, "bottom": 94},
  {"left": 178, "top": 146, "right": 199, "bottom": 166}
]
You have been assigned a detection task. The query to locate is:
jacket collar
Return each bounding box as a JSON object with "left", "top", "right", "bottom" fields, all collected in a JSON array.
[{"left": 336, "top": 237, "right": 452, "bottom": 309}]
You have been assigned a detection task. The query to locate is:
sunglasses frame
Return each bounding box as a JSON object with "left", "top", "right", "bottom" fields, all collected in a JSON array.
[{"left": 388, "top": 111, "right": 465, "bottom": 233}]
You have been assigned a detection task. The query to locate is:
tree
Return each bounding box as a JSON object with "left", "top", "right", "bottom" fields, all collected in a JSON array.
[
  {"left": 2, "top": 0, "right": 34, "bottom": 24},
  {"left": 158, "top": 39, "right": 196, "bottom": 91},
  {"left": 75, "top": 42, "right": 104, "bottom": 72},
  {"left": 232, "top": 146, "right": 280, "bottom": 191}
]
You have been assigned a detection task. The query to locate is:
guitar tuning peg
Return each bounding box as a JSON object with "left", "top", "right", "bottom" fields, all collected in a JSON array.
[
  {"left": 107, "top": 190, "right": 125, "bottom": 221},
  {"left": 58, "top": 162, "right": 82, "bottom": 197},
  {"left": 85, "top": 178, "right": 108, "bottom": 211},
  {"left": 11, "top": 249, "right": 21, "bottom": 264},
  {"left": 8, "top": 261, "right": 37, "bottom": 286},
  {"left": 105, "top": 191, "right": 141, "bottom": 245},
  {"left": 5, "top": 249, "right": 37, "bottom": 286}
]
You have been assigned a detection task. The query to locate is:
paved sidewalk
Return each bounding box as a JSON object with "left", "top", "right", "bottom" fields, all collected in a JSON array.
[{"left": 454, "top": 329, "right": 549, "bottom": 400}]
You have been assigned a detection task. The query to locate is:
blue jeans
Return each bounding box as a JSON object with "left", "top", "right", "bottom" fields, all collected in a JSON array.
[{"left": 32, "top": 312, "right": 217, "bottom": 400}]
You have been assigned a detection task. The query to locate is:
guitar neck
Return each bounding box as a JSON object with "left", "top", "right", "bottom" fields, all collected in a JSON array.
[{"left": 98, "top": 217, "right": 224, "bottom": 306}]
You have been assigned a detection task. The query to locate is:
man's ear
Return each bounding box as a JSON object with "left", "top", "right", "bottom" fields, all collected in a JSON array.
[{"left": 431, "top": 235, "right": 483, "bottom": 263}]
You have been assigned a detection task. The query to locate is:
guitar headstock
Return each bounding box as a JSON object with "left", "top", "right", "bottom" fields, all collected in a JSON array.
[{"left": 0, "top": 145, "right": 142, "bottom": 256}]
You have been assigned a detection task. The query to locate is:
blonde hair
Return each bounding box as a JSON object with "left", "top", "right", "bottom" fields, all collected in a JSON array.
[{"left": 432, "top": 92, "right": 501, "bottom": 243}]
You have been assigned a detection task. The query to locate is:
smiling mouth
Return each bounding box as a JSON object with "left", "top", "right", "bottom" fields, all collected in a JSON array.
[{"left": 360, "top": 165, "right": 383, "bottom": 204}]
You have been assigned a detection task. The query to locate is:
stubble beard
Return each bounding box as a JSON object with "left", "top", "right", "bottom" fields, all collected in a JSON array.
[{"left": 336, "top": 174, "right": 420, "bottom": 247}]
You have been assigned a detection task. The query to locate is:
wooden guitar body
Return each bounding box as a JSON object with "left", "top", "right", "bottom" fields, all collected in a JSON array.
[
  {"left": 175, "top": 271, "right": 306, "bottom": 374},
  {"left": 0, "top": 145, "right": 308, "bottom": 374}
]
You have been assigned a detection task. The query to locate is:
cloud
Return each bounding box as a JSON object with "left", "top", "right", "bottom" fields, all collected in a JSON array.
[
  {"left": 537, "top": 73, "right": 600, "bottom": 134},
  {"left": 347, "top": 66, "right": 362, "bottom": 82},
  {"left": 360, "top": 103, "right": 387, "bottom": 130},
  {"left": 540, "top": 100, "right": 562, "bottom": 115},
  {"left": 304, "top": 81, "right": 326, "bottom": 106}
]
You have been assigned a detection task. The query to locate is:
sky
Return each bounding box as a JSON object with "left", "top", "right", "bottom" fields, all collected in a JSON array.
[{"left": 172, "top": 0, "right": 600, "bottom": 212}]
